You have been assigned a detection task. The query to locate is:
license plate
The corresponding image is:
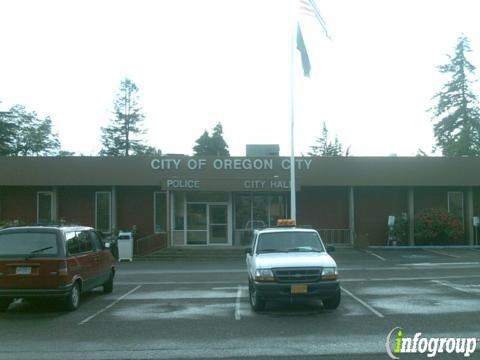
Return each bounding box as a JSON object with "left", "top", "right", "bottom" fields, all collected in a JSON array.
[
  {"left": 291, "top": 284, "right": 308, "bottom": 294},
  {"left": 16, "top": 266, "right": 31, "bottom": 275}
]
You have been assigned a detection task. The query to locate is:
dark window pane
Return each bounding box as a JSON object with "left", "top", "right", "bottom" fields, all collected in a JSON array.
[
  {"left": 448, "top": 192, "right": 463, "bottom": 220},
  {"left": 235, "top": 195, "right": 251, "bottom": 230},
  {"left": 257, "top": 232, "right": 324, "bottom": 253},
  {"left": 269, "top": 195, "right": 286, "bottom": 227},
  {"left": 38, "top": 192, "right": 52, "bottom": 224},
  {"left": 0, "top": 232, "right": 58, "bottom": 256},
  {"left": 96, "top": 192, "right": 111, "bottom": 233},
  {"left": 186, "top": 231, "right": 207, "bottom": 245},
  {"left": 174, "top": 193, "right": 185, "bottom": 230},
  {"left": 252, "top": 196, "right": 268, "bottom": 228},
  {"left": 187, "top": 204, "right": 207, "bottom": 230},
  {"left": 155, "top": 193, "right": 167, "bottom": 233}
]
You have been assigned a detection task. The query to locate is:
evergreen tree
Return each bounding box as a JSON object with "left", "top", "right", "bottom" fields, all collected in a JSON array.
[
  {"left": 0, "top": 105, "right": 15, "bottom": 156},
  {"left": 193, "top": 130, "right": 211, "bottom": 156},
  {"left": 210, "top": 123, "right": 230, "bottom": 156},
  {"left": 193, "top": 123, "right": 230, "bottom": 156},
  {"left": 100, "top": 78, "right": 150, "bottom": 156},
  {"left": 7, "top": 105, "right": 60, "bottom": 156},
  {"left": 308, "top": 122, "right": 350, "bottom": 157},
  {"left": 431, "top": 36, "right": 480, "bottom": 156}
]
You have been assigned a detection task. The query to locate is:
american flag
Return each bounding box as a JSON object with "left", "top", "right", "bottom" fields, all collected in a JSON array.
[
  {"left": 299, "top": 0, "right": 329, "bottom": 38},
  {"left": 296, "top": 0, "right": 329, "bottom": 77}
]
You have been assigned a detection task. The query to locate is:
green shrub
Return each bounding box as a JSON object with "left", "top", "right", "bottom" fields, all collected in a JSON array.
[{"left": 414, "top": 208, "right": 464, "bottom": 245}]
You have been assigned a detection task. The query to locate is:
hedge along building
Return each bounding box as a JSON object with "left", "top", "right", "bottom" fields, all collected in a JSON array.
[{"left": 0, "top": 156, "right": 479, "bottom": 252}]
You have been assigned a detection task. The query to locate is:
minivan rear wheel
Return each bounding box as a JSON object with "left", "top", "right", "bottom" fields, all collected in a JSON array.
[{"left": 65, "top": 282, "right": 81, "bottom": 311}]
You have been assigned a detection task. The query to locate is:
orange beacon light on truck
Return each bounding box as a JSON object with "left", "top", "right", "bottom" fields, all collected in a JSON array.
[{"left": 276, "top": 219, "right": 296, "bottom": 227}]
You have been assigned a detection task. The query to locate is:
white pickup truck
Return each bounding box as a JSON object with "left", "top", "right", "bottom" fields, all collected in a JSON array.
[{"left": 246, "top": 223, "right": 340, "bottom": 311}]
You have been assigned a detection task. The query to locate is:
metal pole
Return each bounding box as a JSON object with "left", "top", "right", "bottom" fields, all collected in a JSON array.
[{"left": 289, "top": 2, "right": 297, "bottom": 220}]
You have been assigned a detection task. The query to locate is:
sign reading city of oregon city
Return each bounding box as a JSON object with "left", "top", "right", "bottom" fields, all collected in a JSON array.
[{"left": 151, "top": 158, "right": 312, "bottom": 171}]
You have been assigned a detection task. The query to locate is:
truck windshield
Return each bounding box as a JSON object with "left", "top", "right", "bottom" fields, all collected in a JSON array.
[
  {"left": 256, "top": 232, "right": 324, "bottom": 254},
  {"left": 0, "top": 232, "right": 58, "bottom": 257}
]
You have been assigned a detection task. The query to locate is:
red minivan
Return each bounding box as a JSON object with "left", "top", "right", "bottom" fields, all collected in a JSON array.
[{"left": 0, "top": 225, "right": 115, "bottom": 311}]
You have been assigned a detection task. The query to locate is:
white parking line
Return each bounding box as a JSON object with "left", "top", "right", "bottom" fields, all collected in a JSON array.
[
  {"left": 364, "top": 250, "right": 386, "bottom": 261},
  {"left": 341, "top": 286, "right": 384, "bottom": 318},
  {"left": 431, "top": 280, "right": 471, "bottom": 294},
  {"left": 78, "top": 285, "right": 141, "bottom": 325},
  {"left": 213, "top": 286, "right": 248, "bottom": 290},
  {"left": 399, "top": 262, "right": 479, "bottom": 267},
  {"left": 116, "top": 274, "right": 480, "bottom": 286},
  {"left": 235, "top": 285, "right": 242, "bottom": 320},
  {"left": 425, "top": 249, "right": 461, "bottom": 258}
]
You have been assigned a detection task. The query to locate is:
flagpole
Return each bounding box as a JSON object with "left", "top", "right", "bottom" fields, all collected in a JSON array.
[
  {"left": 289, "top": 2, "right": 297, "bottom": 221},
  {"left": 289, "top": 0, "right": 328, "bottom": 221}
]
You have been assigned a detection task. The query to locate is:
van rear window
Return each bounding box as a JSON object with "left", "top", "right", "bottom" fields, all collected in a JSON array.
[{"left": 0, "top": 232, "right": 58, "bottom": 256}]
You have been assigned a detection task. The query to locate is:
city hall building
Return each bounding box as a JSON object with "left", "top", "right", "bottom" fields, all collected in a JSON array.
[{"left": 1, "top": 155, "right": 480, "bottom": 254}]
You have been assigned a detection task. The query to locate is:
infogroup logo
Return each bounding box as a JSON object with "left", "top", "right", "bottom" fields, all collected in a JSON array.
[{"left": 385, "top": 327, "right": 478, "bottom": 359}]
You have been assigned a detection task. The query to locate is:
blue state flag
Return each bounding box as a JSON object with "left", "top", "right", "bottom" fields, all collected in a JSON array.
[{"left": 296, "top": 24, "right": 311, "bottom": 77}]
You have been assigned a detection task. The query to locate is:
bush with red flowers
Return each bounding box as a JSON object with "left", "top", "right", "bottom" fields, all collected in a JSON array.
[{"left": 414, "top": 208, "right": 464, "bottom": 245}]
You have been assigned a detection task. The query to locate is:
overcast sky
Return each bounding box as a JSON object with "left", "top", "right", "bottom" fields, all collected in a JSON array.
[{"left": 1, "top": 0, "right": 480, "bottom": 157}]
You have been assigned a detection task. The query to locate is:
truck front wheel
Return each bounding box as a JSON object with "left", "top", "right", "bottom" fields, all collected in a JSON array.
[
  {"left": 322, "top": 289, "right": 341, "bottom": 310},
  {"left": 249, "top": 279, "right": 266, "bottom": 312}
]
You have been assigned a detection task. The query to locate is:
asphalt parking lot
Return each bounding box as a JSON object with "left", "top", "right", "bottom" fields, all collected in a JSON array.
[{"left": 1, "top": 248, "right": 480, "bottom": 359}]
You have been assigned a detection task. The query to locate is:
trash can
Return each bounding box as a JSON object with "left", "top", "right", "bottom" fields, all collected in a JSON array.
[{"left": 117, "top": 231, "right": 133, "bottom": 262}]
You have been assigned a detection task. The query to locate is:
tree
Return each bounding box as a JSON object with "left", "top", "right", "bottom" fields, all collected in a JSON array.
[
  {"left": 192, "top": 130, "right": 211, "bottom": 155},
  {"left": 193, "top": 122, "right": 230, "bottom": 156},
  {"left": 100, "top": 78, "right": 151, "bottom": 156},
  {"left": 430, "top": 36, "right": 480, "bottom": 156},
  {"left": 308, "top": 122, "right": 350, "bottom": 156},
  {"left": 7, "top": 105, "right": 60, "bottom": 156},
  {"left": 141, "top": 146, "right": 162, "bottom": 156},
  {"left": 210, "top": 123, "right": 229, "bottom": 156},
  {"left": 0, "top": 105, "right": 16, "bottom": 155}
]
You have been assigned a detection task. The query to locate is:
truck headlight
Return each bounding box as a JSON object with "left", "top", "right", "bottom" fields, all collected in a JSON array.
[
  {"left": 322, "top": 267, "right": 338, "bottom": 280},
  {"left": 255, "top": 269, "right": 275, "bottom": 282}
]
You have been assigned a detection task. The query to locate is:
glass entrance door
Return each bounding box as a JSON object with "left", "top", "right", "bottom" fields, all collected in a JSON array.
[
  {"left": 209, "top": 204, "right": 228, "bottom": 245},
  {"left": 186, "top": 203, "right": 207, "bottom": 245},
  {"left": 186, "top": 203, "right": 229, "bottom": 245}
]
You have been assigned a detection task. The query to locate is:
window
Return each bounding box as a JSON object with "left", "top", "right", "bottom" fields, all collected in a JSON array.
[
  {"left": 174, "top": 192, "right": 185, "bottom": 230},
  {"left": 0, "top": 232, "right": 58, "bottom": 256},
  {"left": 269, "top": 195, "right": 286, "bottom": 226},
  {"left": 37, "top": 192, "right": 53, "bottom": 224},
  {"left": 78, "top": 231, "right": 93, "bottom": 252},
  {"left": 235, "top": 195, "right": 251, "bottom": 230},
  {"left": 256, "top": 232, "right": 324, "bottom": 254},
  {"left": 252, "top": 196, "right": 268, "bottom": 227},
  {"left": 88, "top": 231, "right": 103, "bottom": 250},
  {"left": 234, "top": 193, "right": 287, "bottom": 229},
  {"left": 66, "top": 231, "right": 93, "bottom": 255},
  {"left": 66, "top": 232, "right": 81, "bottom": 255},
  {"left": 95, "top": 192, "right": 111, "bottom": 233},
  {"left": 154, "top": 192, "right": 167, "bottom": 233},
  {"left": 448, "top": 191, "right": 464, "bottom": 224}
]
